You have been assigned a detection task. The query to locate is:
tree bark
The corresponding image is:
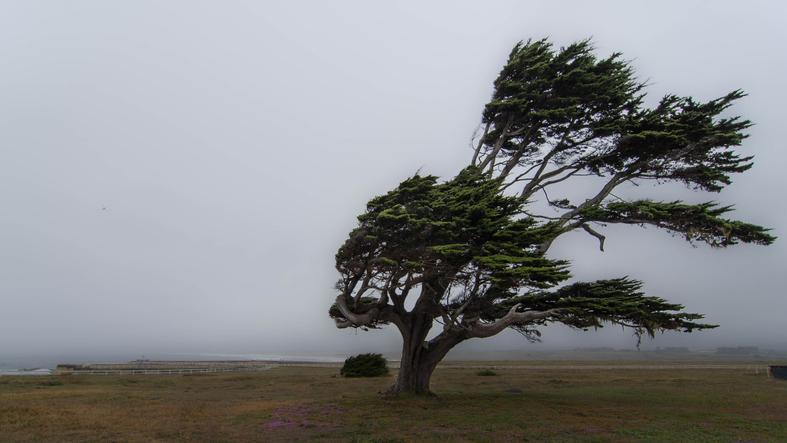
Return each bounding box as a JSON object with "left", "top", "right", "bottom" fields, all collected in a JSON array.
[
  {"left": 389, "top": 356, "right": 435, "bottom": 395},
  {"left": 388, "top": 312, "right": 433, "bottom": 395},
  {"left": 388, "top": 316, "right": 464, "bottom": 395}
]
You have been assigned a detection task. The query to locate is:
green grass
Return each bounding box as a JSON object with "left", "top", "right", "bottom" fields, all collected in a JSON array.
[{"left": 1, "top": 364, "right": 786, "bottom": 442}]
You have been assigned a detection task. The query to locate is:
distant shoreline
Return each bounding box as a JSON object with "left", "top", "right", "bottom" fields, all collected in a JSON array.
[
  {"left": 4, "top": 358, "right": 787, "bottom": 377},
  {"left": 4, "top": 347, "right": 786, "bottom": 375},
  {"left": 0, "top": 369, "right": 52, "bottom": 376}
]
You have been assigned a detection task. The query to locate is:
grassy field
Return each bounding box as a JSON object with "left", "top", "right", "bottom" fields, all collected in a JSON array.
[{"left": 1, "top": 363, "right": 786, "bottom": 442}]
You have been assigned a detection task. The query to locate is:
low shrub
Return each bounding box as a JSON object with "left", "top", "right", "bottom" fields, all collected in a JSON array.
[
  {"left": 476, "top": 369, "right": 497, "bottom": 376},
  {"left": 341, "top": 353, "right": 389, "bottom": 378}
]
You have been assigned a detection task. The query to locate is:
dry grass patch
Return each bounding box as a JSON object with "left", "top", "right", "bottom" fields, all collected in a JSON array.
[{"left": 1, "top": 364, "right": 786, "bottom": 441}]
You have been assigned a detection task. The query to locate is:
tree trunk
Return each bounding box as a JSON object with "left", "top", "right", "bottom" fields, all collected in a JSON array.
[
  {"left": 390, "top": 343, "right": 443, "bottom": 395},
  {"left": 388, "top": 313, "right": 433, "bottom": 395},
  {"left": 390, "top": 360, "right": 433, "bottom": 395},
  {"left": 388, "top": 315, "right": 464, "bottom": 395}
]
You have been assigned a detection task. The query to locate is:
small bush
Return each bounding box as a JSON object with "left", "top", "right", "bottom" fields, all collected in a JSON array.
[
  {"left": 476, "top": 369, "right": 497, "bottom": 376},
  {"left": 341, "top": 353, "right": 389, "bottom": 378}
]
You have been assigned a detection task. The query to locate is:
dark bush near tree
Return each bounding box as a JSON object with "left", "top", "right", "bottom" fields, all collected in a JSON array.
[{"left": 340, "top": 353, "right": 389, "bottom": 378}]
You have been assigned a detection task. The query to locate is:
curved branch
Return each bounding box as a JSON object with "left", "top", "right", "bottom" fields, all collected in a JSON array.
[
  {"left": 335, "top": 294, "right": 380, "bottom": 327},
  {"left": 467, "top": 305, "right": 563, "bottom": 338},
  {"left": 333, "top": 294, "right": 406, "bottom": 332}
]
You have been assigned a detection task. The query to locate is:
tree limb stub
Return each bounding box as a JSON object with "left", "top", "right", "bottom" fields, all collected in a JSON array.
[{"left": 581, "top": 223, "right": 606, "bottom": 251}]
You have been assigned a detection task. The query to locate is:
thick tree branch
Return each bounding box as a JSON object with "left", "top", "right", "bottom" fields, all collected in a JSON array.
[
  {"left": 467, "top": 305, "right": 563, "bottom": 338},
  {"left": 335, "top": 294, "right": 379, "bottom": 327},
  {"left": 559, "top": 172, "right": 629, "bottom": 223},
  {"left": 334, "top": 294, "right": 405, "bottom": 331}
]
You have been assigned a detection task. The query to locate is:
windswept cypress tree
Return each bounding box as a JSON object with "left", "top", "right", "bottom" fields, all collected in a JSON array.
[{"left": 330, "top": 39, "right": 774, "bottom": 395}]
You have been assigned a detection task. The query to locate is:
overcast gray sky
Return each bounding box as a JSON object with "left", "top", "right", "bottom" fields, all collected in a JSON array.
[{"left": 1, "top": 1, "right": 785, "bottom": 363}]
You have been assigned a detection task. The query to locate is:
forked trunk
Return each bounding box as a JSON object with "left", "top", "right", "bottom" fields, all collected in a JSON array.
[
  {"left": 387, "top": 313, "right": 463, "bottom": 396},
  {"left": 388, "top": 313, "right": 434, "bottom": 395}
]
